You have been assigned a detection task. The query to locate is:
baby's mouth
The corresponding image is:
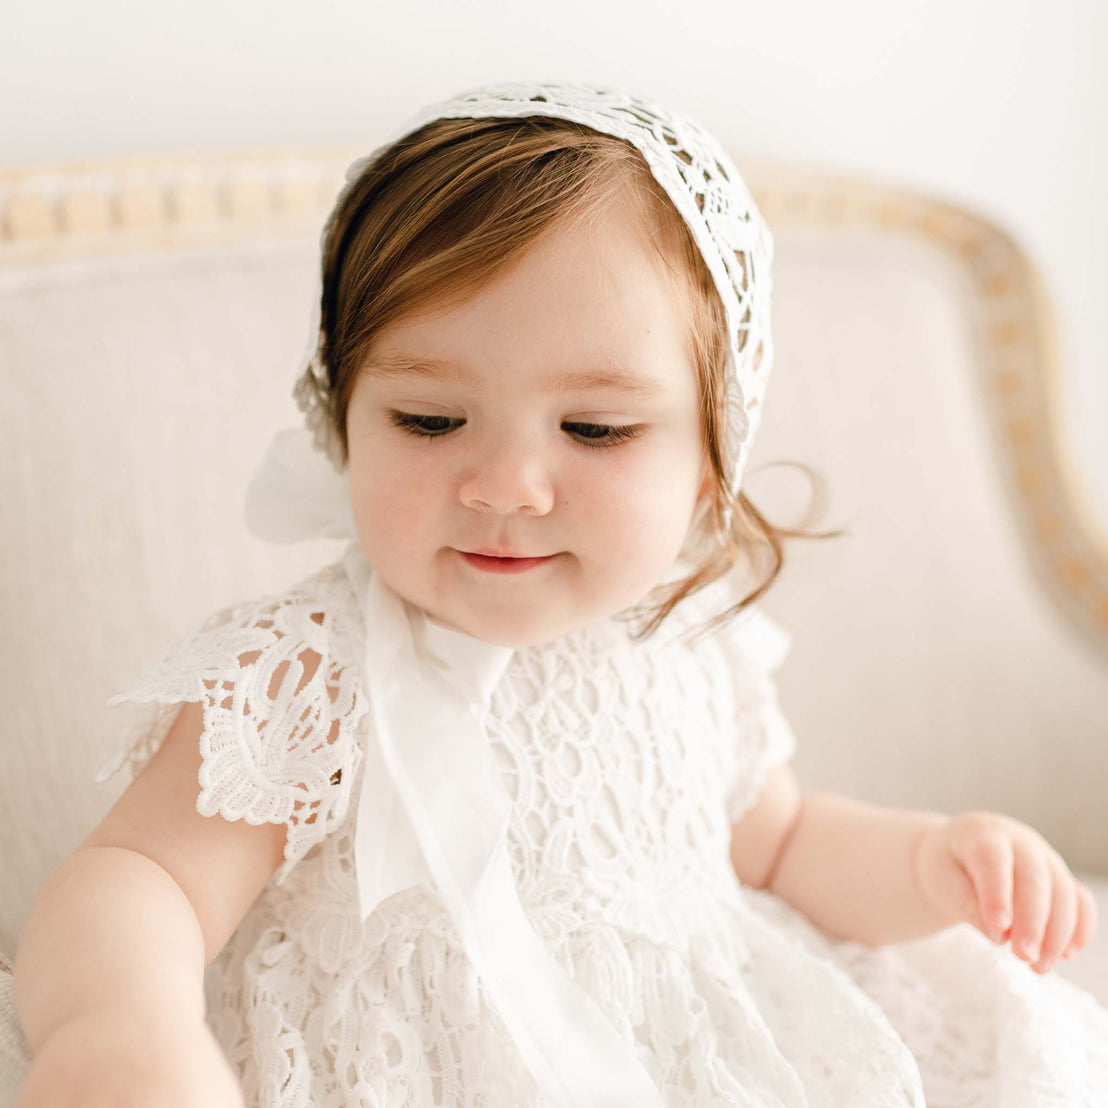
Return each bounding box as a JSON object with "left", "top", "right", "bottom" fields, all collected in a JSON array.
[{"left": 457, "top": 550, "right": 558, "bottom": 574}]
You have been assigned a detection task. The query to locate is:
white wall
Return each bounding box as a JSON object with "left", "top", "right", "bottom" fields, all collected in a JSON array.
[{"left": 4, "top": 0, "right": 1106, "bottom": 528}]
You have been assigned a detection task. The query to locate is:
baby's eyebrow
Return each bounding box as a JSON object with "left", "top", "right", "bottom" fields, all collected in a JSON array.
[{"left": 363, "top": 353, "right": 668, "bottom": 397}]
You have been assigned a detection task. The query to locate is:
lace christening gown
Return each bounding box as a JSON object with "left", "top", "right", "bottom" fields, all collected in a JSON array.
[{"left": 94, "top": 558, "right": 1108, "bottom": 1107}]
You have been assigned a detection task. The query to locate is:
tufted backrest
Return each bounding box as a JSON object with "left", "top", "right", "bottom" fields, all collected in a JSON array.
[{"left": 1, "top": 150, "right": 1105, "bottom": 960}]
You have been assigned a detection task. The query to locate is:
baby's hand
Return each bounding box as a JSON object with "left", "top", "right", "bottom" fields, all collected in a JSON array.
[{"left": 913, "top": 811, "right": 1098, "bottom": 974}]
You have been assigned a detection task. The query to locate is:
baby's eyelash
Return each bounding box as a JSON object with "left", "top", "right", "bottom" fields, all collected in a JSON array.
[{"left": 386, "top": 412, "right": 644, "bottom": 450}]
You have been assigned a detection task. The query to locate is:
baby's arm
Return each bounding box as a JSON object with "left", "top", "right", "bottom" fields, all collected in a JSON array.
[
  {"left": 739, "top": 778, "right": 955, "bottom": 946},
  {"left": 13, "top": 700, "right": 288, "bottom": 1106},
  {"left": 730, "top": 770, "right": 1097, "bottom": 969},
  {"left": 13, "top": 847, "right": 243, "bottom": 1107}
]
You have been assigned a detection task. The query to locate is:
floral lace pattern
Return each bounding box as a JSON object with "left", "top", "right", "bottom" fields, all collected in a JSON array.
[
  {"left": 96, "top": 564, "right": 368, "bottom": 886},
  {"left": 96, "top": 560, "right": 1108, "bottom": 1106}
]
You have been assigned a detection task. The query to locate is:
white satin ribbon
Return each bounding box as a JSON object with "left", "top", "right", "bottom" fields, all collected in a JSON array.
[
  {"left": 341, "top": 544, "right": 665, "bottom": 1107},
  {"left": 341, "top": 542, "right": 515, "bottom": 920}
]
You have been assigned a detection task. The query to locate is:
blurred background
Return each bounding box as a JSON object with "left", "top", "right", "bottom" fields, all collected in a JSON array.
[{"left": 3, "top": 0, "right": 1106, "bottom": 527}]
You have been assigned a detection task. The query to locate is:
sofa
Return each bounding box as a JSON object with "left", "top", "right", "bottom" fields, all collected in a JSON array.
[{"left": 1, "top": 146, "right": 1105, "bottom": 1100}]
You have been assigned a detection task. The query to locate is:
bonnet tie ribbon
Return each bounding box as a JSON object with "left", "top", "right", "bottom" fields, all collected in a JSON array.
[{"left": 343, "top": 545, "right": 666, "bottom": 1107}]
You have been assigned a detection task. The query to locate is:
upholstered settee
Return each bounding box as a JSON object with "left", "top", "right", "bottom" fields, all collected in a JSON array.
[{"left": 1, "top": 148, "right": 1105, "bottom": 1099}]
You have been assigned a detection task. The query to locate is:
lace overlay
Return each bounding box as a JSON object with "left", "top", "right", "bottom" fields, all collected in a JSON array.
[
  {"left": 94, "top": 566, "right": 367, "bottom": 886},
  {"left": 96, "top": 560, "right": 1108, "bottom": 1107}
]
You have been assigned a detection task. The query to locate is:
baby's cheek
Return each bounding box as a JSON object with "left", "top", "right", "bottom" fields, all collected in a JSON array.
[
  {"left": 348, "top": 470, "right": 420, "bottom": 567},
  {"left": 352, "top": 448, "right": 431, "bottom": 520},
  {"left": 585, "top": 468, "right": 694, "bottom": 576}
]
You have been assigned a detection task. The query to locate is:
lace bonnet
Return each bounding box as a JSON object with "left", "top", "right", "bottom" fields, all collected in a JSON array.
[{"left": 245, "top": 78, "right": 774, "bottom": 542}]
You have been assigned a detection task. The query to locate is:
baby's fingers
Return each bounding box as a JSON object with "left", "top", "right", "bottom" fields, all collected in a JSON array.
[
  {"left": 1008, "top": 836, "right": 1054, "bottom": 964},
  {"left": 956, "top": 818, "right": 1014, "bottom": 941},
  {"left": 1031, "top": 855, "right": 1079, "bottom": 973},
  {"left": 1062, "top": 882, "right": 1099, "bottom": 961}
]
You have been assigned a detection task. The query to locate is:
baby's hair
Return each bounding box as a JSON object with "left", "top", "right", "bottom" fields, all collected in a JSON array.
[{"left": 308, "top": 115, "right": 840, "bottom": 642}]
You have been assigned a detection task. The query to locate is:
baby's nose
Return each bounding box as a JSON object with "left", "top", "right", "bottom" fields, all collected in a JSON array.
[{"left": 458, "top": 438, "right": 555, "bottom": 515}]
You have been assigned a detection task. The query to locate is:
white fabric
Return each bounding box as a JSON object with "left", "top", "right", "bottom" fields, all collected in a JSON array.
[{"left": 91, "top": 559, "right": 1108, "bottom": 1106}]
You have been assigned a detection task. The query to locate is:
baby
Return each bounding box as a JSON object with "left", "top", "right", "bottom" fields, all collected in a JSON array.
[{"left": 13, "top": 80, "right": 1106, "bottom": 1107}]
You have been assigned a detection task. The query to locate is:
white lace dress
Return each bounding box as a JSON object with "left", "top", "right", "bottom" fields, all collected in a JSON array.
[{"left": 94, "top": 558, "right": 1108, "bottom": 1108}]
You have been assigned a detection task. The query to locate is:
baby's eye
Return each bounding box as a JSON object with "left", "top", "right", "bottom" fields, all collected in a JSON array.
[
  {"left": 387, "top": 411, "right": 643, "bottom": 449},
  {"left": 388, "top": 412, "right": 461, "bottom": 437},
  {"left": 561, "top": 421, "right": 644, "bottom": 449}
]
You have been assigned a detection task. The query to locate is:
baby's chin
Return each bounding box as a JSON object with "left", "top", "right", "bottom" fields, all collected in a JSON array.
[
  {"left": 427, "top": 592, "right": 617, "bottom": 649},
  {"left": 448, "top": 589, "right": 662, "bottom": 649},
  {"left": 440, "top": 607, "right": 590, "bottom": 649}
]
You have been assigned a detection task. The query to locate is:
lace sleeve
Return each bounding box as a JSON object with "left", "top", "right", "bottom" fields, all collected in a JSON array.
[
  {"left": 93, "top": 568, "right": 367, "bottom": 886},
  {"left": 716, "top": 608, "right": 797, "bottom": 825}
]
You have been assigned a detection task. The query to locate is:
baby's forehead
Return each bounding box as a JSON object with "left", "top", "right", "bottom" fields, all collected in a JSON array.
[
  {"left": 358, "top": 348, "right": 677, "bottom": 400},
  {"left": 355, "top": 231, "right": 701, "bottom": 394}
]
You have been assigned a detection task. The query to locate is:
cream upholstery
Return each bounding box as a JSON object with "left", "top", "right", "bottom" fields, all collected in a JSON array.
[{"left": 1, "top": 150, "right": 1105, "bottom": 1096}]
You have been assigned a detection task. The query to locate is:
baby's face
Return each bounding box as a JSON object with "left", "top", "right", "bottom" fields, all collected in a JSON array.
[{"left": 344, "top": 202, "right": 711, "bottom": 647}]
